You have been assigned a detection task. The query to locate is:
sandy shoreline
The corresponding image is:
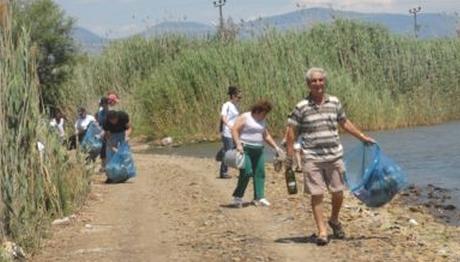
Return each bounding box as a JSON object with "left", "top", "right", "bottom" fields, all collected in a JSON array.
[{"left": 32, "top": 153, "right": 460, "bottom": 261}]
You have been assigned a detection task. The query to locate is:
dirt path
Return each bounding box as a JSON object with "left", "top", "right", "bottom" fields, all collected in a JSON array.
[{"left": 33, "top": 153, "right": 460, "bottom": 262}]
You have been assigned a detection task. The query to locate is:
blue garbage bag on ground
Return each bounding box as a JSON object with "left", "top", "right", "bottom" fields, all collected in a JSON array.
[
  {"left": 105, "top": 142, "right": 136, "bottom": 183},
  {"left": 344, "top": 143, "right": 408, "bottom": 207},
  {"left": 81, "top": 122, "right": 103, "bottom": 155}
]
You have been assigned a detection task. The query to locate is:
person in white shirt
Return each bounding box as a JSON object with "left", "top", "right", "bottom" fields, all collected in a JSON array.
[
  {"left": 75, "top": 107, "right": 95, "bottom": 134},
  {"left": 67, "top": 107, "right": 95, "bottom": 150},
  {"left": 219, "top": 86, "right": 242, "bottom": 178},
  {"left": 49, "top": 110, "right": 65, "bottom": 141}
]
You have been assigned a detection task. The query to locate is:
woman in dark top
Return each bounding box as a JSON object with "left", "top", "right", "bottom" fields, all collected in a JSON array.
[{"left": 103, "top": 110, "right": 132, "bottom": 165}]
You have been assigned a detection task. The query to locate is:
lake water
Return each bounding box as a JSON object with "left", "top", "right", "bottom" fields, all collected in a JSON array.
[{"left": 147, "top": 121, "right": 460, "bottom": 205}]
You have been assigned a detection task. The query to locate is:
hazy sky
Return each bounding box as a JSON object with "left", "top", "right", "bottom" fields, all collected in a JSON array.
[{"left": 54, "top": 0, "right": 460, "bottom": 38}]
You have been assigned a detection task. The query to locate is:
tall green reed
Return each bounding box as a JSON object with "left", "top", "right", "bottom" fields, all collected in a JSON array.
[
  {"left": 0, "top": 9, "right": 91, "bottom": 251},
  {"left": 61, "top": 20, "right": 460, "bottom": 142}
]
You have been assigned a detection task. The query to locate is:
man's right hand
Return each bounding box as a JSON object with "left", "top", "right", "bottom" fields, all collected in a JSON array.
[
  {"left": 284, "top": 125, "right": 296, "bottom": 169},
  {"left": 284, "top": 156, "right": 294, "bottom": 170}
]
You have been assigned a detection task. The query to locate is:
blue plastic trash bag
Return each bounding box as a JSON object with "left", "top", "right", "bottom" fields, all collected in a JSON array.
[
  {"left": 105, "top": 142, "right": 136, "bottom": 183},
  {"left": 81, "top": 122, "right": 103, "bottom": 155},
  {"left": 344, "top": 143, "right": 408, "bottom": 207}
]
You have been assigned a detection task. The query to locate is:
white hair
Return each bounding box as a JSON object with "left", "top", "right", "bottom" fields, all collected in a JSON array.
[{"left": 304, "top": 67, "right": 327, "bottom": 82}]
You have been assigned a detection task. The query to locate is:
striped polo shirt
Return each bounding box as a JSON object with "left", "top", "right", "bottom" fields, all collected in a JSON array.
[{"left": 288, "top": 94, "right": 347, "bottom": 162}]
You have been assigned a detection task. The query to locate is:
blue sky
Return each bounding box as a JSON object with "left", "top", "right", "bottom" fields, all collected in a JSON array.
[{"left": 55, "top": 0, "right": 460, "bottom": 38}]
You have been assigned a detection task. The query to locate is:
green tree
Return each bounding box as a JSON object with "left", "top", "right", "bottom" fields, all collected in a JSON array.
[{"left": 14, "top": 0, "right": 76, "bottom": 110}]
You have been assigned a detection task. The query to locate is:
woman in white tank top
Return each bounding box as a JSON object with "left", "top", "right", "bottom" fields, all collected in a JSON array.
[{"left": 230, "top": 99, "right": 283, "bottom": 207}]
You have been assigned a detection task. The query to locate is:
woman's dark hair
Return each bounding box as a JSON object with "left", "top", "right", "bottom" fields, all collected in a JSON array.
[
  {"left": 106, "top": 110, "right": 118, "bottom": 120},
  {"left": 250, "top": 99, "right": 273, "bottom": 114},
  {"left": 227, "top": 85, "right": 240, "bottom": 97},
  {"left": 52, "top": 108, "right": 64, "bottom": 119},
  {"left": 54, "top": 110, "right": 63, "bottom": 119}
]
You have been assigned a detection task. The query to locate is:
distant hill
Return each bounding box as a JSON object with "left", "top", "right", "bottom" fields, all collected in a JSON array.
[
  {"left": 141, "top": 21, "right": 215, "bottom": 38},
  {"left": 241, "top": 8, "right": 458, "bottom": 38},
  {"left": 72, "top": 8, "right": 458, "bottom": 54},
  {"left": 72, "top": 27, "right": 108, "bottom": 53}
]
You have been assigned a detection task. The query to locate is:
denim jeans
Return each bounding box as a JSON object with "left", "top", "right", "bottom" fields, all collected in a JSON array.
[{"left": 219, "top": 136, "right": 235, "bottom": 177}]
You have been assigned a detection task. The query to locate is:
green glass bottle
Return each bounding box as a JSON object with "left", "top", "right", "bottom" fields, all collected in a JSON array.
[{"left": 285, "top": 168, "right": 297, "bottom": 194}]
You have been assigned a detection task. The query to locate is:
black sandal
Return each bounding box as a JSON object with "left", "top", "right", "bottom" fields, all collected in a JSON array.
[
  {"left": 315, "top": 234, "right": 329, "bottom": 246},
  {"left": 328, "top": 220, "right": 345, "bottom": 239}
]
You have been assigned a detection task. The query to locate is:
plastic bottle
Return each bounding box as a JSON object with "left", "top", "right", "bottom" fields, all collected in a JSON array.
[{"left": 285, "top": 168, "right": 298, "bottom": 194}]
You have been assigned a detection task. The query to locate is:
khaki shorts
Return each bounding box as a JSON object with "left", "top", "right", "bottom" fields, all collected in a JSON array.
[{"left": 303, "top": 158, "right": 346, "bottom": 195}]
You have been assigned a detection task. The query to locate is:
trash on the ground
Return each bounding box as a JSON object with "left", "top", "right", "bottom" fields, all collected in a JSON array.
[
  {"left": 2, "top": 241, "right": 26, "bottom": 260},
  {"left": 52, "top": 216, "right": 71, "bottom": 225},
  {"left": 161, "top": 136, "right": 173, "bottom": 146},
  {"left": 408, "top": 218, "right": 419, "bottom": 226}
]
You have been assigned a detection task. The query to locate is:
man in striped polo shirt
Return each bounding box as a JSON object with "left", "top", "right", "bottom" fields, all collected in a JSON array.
[{"left": 285, "top": 67, "right": 375, "bottom": 246}]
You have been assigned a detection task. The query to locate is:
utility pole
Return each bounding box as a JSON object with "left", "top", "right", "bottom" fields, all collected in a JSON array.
[
  {"left": 409, "top": 6, "right": 422, "bottom": 38},
  {"left": 213, "top": 0, "right": 226, "bottom": 34}
]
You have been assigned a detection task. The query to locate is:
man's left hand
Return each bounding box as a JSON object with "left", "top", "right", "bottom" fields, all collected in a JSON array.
[{"left": 360, "top": 134, "right": 376, "bottom": 144}]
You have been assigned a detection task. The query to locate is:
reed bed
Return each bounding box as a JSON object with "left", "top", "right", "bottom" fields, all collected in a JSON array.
[
  {"left": 0, "top": 13, "right": 91, "bottom": 252},
  {"left": 62, "top": 20, "right": 460, "bottom": 141}
]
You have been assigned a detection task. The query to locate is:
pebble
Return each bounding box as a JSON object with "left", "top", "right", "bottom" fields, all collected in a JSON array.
[
  {"left": 442, "top": 204, "right": 456, "bottom": 211},
  {"left": 408, "top": 219, "right": 419, "bottom": 226},
  {"left": 437, "top": 249, "right": 448, "bottom": 257},
  {"left": 409, "top": 206, "right": 424, "bottom": 213},
  {"left": 232, "top": 247, "right": 241, "bottom": 252}
]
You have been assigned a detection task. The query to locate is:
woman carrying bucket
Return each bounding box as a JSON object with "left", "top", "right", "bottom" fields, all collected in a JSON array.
[{"left": 230, "top": 99, "right": 282, "bottom": 207}]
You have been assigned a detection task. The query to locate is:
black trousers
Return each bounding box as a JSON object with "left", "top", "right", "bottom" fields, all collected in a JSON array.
[{"left": 67, "top": 131, "right": 86, "bottom": 150}]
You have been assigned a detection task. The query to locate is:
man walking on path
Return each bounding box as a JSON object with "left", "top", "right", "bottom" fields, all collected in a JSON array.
[{"left": 285, "top": 67, "right": 375, "bottom": 245}]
